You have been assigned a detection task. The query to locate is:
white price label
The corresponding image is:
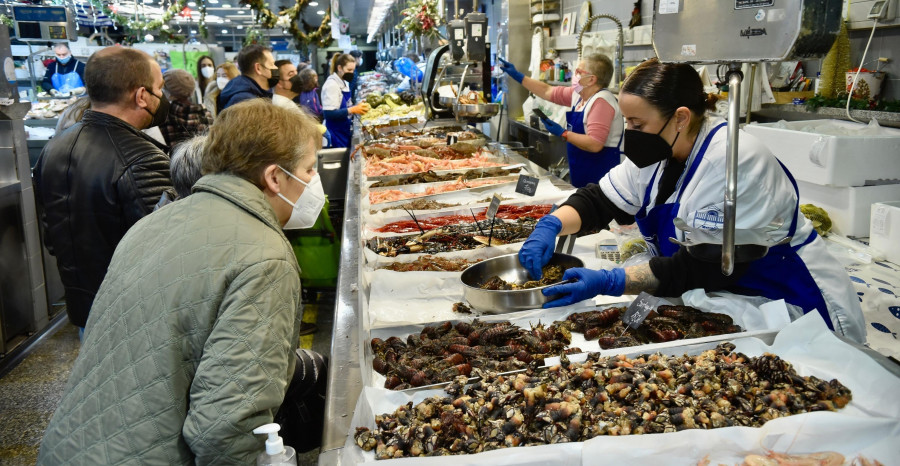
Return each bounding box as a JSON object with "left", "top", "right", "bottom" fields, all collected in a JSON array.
[
  {"left": 872, "top": 205, "right": 890, "bottom": 236},
  {"left": 659, "top": 0, "right": 680, "bottom": 14}
]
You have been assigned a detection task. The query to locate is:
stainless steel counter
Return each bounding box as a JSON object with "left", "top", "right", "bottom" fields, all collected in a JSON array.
[{"left": 318, "top": 126, "right": 557, "bottom": 464}]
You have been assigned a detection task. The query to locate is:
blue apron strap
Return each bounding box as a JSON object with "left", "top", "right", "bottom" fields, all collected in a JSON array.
[
  {"left": 675, "top": 122, "right": 727, "bottom": 203},
  {"left": 636, "top": 163, "right": 663, "bottom": 217},
  {"left": 774, "top": 158, "right": 801, "bottom": 238}
]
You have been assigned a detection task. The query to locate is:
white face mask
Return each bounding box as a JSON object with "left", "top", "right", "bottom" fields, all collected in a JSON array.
[
  {"left": 276, "top": 166, "right": 326, "bottom": 230},
  {"left": 201, "top": 65, "right": 215, "bottom": 78},
  {"left": 216, "top": 77, "right": 230, "bottom": 89}
]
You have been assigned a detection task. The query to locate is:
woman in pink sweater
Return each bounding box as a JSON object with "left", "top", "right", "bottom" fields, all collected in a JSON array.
[{"left": 500, "top": 54, "right": 623, "bottom": 187}]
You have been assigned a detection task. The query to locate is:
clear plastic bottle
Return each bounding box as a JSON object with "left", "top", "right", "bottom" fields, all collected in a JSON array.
[{"left": 253, "top": 423, "right": 297, "bottom": 466}]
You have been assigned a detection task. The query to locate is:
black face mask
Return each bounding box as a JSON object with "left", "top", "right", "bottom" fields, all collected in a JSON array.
[
  {"left": 622, "top": 115, "right": 681, "bottom": 168},
  {"left": 289, "top": 75, "right": 306, "bottom": 94},
  {"left": 144, "top": 90, "right": 170, "bottom": 129},
  {"left": 341, "top": 70, "right": 354, "bottom": 82},
  {"left": 266, "top": 67, "right": 281, "bottom": 88}
]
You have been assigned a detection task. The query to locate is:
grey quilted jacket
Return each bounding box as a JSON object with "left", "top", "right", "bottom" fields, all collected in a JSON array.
[{"left": 38, "top": 174, "right": 303, "bottom": 465}]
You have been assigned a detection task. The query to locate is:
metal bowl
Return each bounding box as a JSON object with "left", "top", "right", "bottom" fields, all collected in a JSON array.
[
  {"left": 438, "top": 95, "right": 457, "bottom": 107},
  {"left": 460, "top": 253, "right": 584, "bottom": 314},
  {"left": 454, "top": 102, "right": 500, "bottom": 119}
]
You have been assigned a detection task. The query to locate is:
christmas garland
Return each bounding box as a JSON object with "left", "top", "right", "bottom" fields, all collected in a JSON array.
[
  {"left": 397, "top": 0, "right": 443, "bottom": 41},
  {"left": 239, "top": 0, "right": 333, "bottom": 47}
]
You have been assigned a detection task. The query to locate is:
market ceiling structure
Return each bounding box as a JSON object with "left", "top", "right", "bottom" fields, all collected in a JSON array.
[{"left": 3, "top": 0, "right": 375, "bottom": 45}]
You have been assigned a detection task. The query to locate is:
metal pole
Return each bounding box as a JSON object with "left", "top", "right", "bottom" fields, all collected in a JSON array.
[{"left": 722, "top": 64, "right": 743, "bottom": 276}]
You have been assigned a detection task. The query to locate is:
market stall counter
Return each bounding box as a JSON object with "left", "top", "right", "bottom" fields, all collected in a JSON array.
[{"left": 317, "top": 121, "right": 900, "bottom": 465}]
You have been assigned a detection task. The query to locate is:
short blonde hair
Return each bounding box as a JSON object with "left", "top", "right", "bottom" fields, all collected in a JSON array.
[
  {"left": 581, "top": 53, "right": 614, "bottom": 88},
  {"left": 202, "top": 99, "right": 322, "bottom": 187}
]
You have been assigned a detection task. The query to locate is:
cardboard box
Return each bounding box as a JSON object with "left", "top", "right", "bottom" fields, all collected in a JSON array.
[
  {"left": 771, "top": 91, "right": 814, "bottom": 104},
  {"left": 870, "top": 201, "right": 900, "bottom": 265}
]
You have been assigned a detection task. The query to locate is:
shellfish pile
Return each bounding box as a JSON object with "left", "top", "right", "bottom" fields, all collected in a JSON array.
[
  {"left": 355, "top": 343, "right": 852, "bottom": 459},
  {"left": 370, "top": 319, "right": 579, "bottom": 390},
  {"left": 564, "top": 305, "right": 743, "bottom": 349}
]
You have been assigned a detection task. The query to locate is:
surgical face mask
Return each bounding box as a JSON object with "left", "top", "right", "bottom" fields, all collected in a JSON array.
[
  {"left": 341, "top": 69, "right": 354, "bottom": 82},
  {"left": 201, "top": 65, "right": 215, "bottom": 78},
  {"left": 58, "top": 55, "right": 72, "bottom": 65},
  {"left": 276, "top": 166, "right": 326, "bottom": 229},
  {"left": 216, "top": 77, "right": 230, "bottom": 89},
  {"left": 143, "top": 89, "right": 170, "bottom": 129},
  {"left": 622, "top": 115, "right": 680, "bottom": 168}
]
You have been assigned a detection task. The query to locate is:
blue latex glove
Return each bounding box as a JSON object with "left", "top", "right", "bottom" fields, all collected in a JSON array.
[
  {"left": 542, "top": 268, "right": 627, "bottom": 308},
  {"left": 498, "top": 58, "right": 524, "bottom": 83},
  {"left": 518, "top": 215, "right": 562, "bottom": 280},
  {"left": 541, "top": 117, "right": 566, "bottom": 137}
]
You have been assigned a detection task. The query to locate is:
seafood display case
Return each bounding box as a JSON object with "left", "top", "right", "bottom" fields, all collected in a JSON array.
[{"left": 316, "top": 118, "right": 900, "bottom": 465}]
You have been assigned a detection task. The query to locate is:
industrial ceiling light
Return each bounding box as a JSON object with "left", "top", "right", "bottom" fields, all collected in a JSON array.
[
  {"left": 238, "top": 9, "right": 245, "bottom": 13},
  {"left": 309, "top": 1, "right": 318, "bottom": 5},
  {"left": 237, "top": 25, "right": 244, "bottom": 29},
  {"left": 316, "top": 9, "right": 325, "bottom": 14},
  {"left": 221, "top": 28, "right": 228, "bottom": 33},
  {"left": 222, "top": 3, "right": 231, "bottom": 7}
]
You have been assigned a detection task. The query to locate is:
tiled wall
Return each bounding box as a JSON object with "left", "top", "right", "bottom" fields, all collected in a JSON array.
[{"left": 536, "top": 0, "right": 898, "bottom": 100}]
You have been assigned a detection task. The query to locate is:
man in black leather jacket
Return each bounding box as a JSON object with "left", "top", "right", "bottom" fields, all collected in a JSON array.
[{"left": 33, "top": 47, "right": 173, "bottom": 330}]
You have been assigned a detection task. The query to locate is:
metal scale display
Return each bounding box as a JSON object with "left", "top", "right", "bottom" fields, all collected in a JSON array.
[
  {"left": 651, "top": 0, "right": 842, "bottom": 275},
  {"left": 421, "top": 0, "right": 498, "bottom": 122}
]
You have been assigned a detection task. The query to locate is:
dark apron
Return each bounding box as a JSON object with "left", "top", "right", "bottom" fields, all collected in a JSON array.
[
  {"left": 565, "top": 93, "right": 622, "bottom": 188},
  {"left": 326, "top": 88, "right": 353, "bottom": 148},
  {"left": 634, "top": 122, "right": 832, "bottom": 328}
]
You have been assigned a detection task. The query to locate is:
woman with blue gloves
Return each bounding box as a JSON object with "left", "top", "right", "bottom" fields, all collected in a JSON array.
[
  {"left": 499, "top": 54, "right": 623, "bottom": 188},
  {"left": 519, "top": 58, "right": 866, "bottom": 343}
]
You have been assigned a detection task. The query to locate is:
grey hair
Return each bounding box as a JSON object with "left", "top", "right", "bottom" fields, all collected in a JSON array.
[
  {"left": 581, "top": 53, "right": 614, "bottom": 89},
  {"left": 170, "top": 135, "right": 206, "bottom": 198}
]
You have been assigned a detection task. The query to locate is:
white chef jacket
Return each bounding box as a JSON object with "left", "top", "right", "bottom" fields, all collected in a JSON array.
[
  {"left": 321, "top": 72, "right": 349, "bottom": 111},
  {"left": 599, "top": 117, "right": 866, "bottom": 342}
]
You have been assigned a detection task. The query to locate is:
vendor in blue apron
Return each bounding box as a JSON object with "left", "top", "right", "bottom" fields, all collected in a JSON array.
[
  {"left": 42, "top": 42, "right": 86, "bottom": 95},
  {"left": 322, "top": 53, "right": 369, "bottom": 148},
  {"left": 516, "top": 58, "right": 866, "bottom": 343},
  {"left": 499, "top": 53, "right": 623, "bottom": 188}
]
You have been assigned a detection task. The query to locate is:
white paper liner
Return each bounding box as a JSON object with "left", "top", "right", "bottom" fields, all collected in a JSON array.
[{"left": 342, "top": 312, "right": 900, "bottom": 465}]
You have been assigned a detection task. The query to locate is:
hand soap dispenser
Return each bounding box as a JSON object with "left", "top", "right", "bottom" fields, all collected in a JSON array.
[{"left": 253, "top": 423, "right": 297, "bottom": 466}]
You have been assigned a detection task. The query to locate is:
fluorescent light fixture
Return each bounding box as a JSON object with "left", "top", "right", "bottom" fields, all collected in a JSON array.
[
  {"left": 309, "top": 1, "right": 318, "bottom": 5},
  {"left": 209, "top": 0, "right": 219, "bottom": 3},
  {"left": 238, "top": 9, "right": 245, "bottom": 13},
  {"left": 316, "top": 9, "right": 325, "bottom": 14},
  {"left": 222, "top": 3, "right": 231, "bottom": 7},
  {"left": 187, "top": 1, "right": 196, "bottom": 6},
  {"left": 221, "top": 28, "right": 228, "bottom": 33},
  {"left": 225, "top": 18, "right": 231, "bottom": 22},
  {"left": 191, "top": 29, "right": 197, "bottom": 33},
  {"left": 237, "top": 25, "right": 244, "bottom": 29}
]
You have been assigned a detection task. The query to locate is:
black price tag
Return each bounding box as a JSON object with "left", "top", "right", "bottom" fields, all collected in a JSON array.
[
  {"left": 515, "top": 174, "right": 539, "bottom": 196},
  {"left": 486, "top": 194, "right": 502, "bottom": 219},
  {"left": 621, "top": 292, "right": 657, "bottom": 329}
]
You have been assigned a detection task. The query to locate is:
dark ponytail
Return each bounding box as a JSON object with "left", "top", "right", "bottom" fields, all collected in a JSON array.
[{"left": 621, "top": 58, "right": 711, "bottom": 132}]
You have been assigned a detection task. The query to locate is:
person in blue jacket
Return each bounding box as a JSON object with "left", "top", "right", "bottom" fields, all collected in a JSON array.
[
  {"left": 42, "top": 42, "right": 86, "bottom": 94},
  {"left": 321, "top": 53, "right": 369, "bottom": 148},
  {"left": 218, "top": 44, "right": 279, "bottom": 110}
]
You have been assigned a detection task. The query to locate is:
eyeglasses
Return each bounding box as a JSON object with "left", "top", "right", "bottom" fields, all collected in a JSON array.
[{"left": 575, "top": 69, "right": 595, "bottom": 78}]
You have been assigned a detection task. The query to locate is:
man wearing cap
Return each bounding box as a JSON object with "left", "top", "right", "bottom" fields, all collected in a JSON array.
[{"left": 159, "top": 68, "right": 213, "bottom": 148}]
